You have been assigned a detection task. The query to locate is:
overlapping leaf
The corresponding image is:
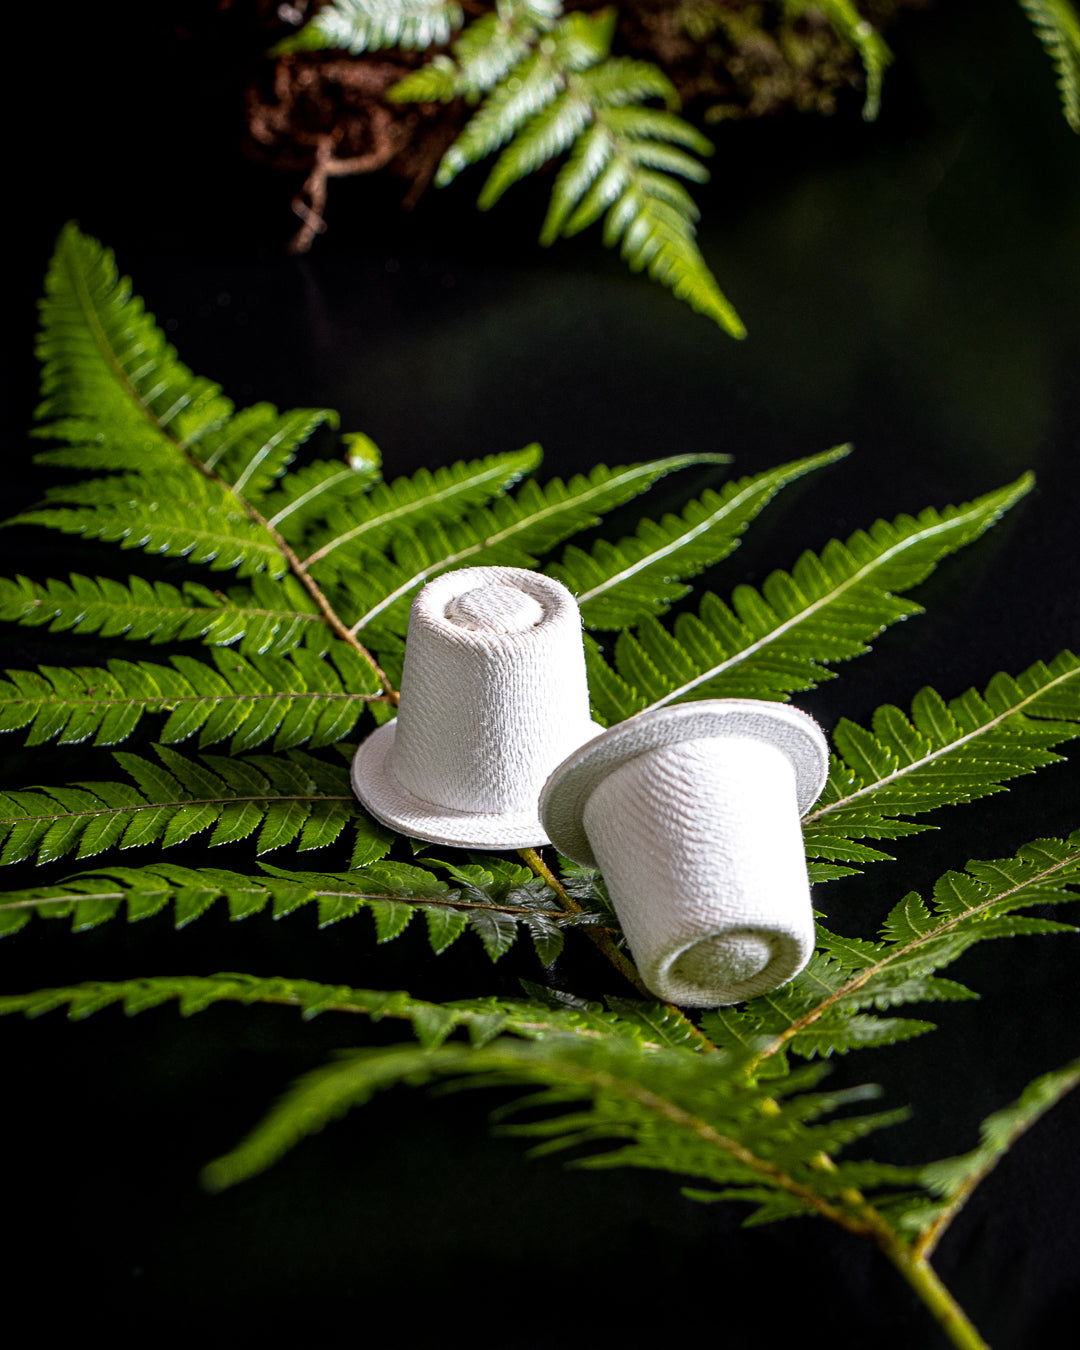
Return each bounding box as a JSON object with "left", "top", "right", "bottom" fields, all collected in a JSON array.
[
  {"left": 0, "top": 637, "right": 383, "bottom": 751},
  {"left": 12, "top": 471, "right": 289, "bottom": 578},
  {"left": 196, "top": 1031, "right": 912, "bottom": 1209},
  {"left": 0, "top": 746, "right": 387, "bottom": 868},
  {"left": 277, "top": 0, "right": 465, "bottom": 56},
  {"left": 0, "top": 572, "right": 324, "bottom": 655},
  {"left": 339, "top": 456, "right": 718, "bottom": 637},
  {"left": 804, "top": 653, "right": 1080, "bottom": 868},
  {"left": 0, "top": 853, "right": 580, "bottom": 964},
  {"left": 586, "top": 475, "right": 1031, "bottom": 724},
  {"left": 296, "top": 446, "right": 542, "bottom": 569},
  {"left": 389, "top": 0, "right": 562, "bottom": 101},
  {"left": 1020, "top": 0, "right": 1080, "bottom": 131},
  {"left": 701, "top": 833, "right": 1080, "bottom": 1062},
  {"left": 549, "top": 445, "right": 848, "bottom": 629}
]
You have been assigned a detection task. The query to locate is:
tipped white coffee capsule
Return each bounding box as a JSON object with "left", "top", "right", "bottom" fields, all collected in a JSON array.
[
  {"left": 539, "top": 700, "right": 830, "bottom": 1006},
  {"left": 351, "top": 566, "right": 604, "bottom": 849}
]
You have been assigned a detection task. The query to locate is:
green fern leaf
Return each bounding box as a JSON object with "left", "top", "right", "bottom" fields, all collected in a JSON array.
[
  {"left": 548, "top": 445, "right": 848, "bottom": 629},
  {"left": 0, "top": 746, "right": 387, "bottom": 867},
  {"left": 0, "top": 572, "right": 324, "bottom": 655},
  {"left": 586, "top": 474, "right": 1032, "bottom": 724},
  {"left": 259, "top": 455, "right": 381, "bottom": 534},
  {"left": 784, "top": 0, "right": 892, "bottom": 120},
  {"left": 478, "top": 88, "right": 594, "bottom": 209},
  {"left": 296, "top": 445, "right": 541, "bottom": 569},
  {"left": 0, "top": 968, "right": 642, "bottom": 1047},
  {"left": 391, "top": 6, "right": 739, "bottom": 334},
  {"left": 35, "top": 223, "right": 232, "bottom": 461},
  {"left": 804, "top": 653, "right": 1080, "bottom": 868},
  {"left": 390, "top": 0, "right": 562, "bottom": 102},
  {"left": 11, "top": 485, "right": 289, "bottom": 578},
  {"left": 0, "top": 639, "right": 384, "bottom": 751},
  {"left": 339, "top": 455, "right": 718, "bottom": 636},
  {"left": 276, "top": 0, "right": 465, "bottom": 56},
  {"left": 196, "top": 1031, "right": 906, "bottom": 1194},
  {"left": 0, "top": 857, "right": 591, "bottom": 964},
  {"left": 1019, "top": 0, "right": 1080, "bottom": 131},
  {"left": 921, "top": 1053, "right": 1080, "bottom": 1198},
  {"left": 721, "top": 833, "right": 1080, "bottom": 1064},
  {"left": 196, "top": 403, "right": 338, "bottom": 500}
]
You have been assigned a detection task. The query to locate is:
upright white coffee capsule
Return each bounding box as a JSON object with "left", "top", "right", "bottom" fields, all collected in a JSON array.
[
  {"left": 351, "top": 566, "right": 603, "bottom": 849},
  {"left": 539, "top": 700, "right": 830, "bottom": 1006}
]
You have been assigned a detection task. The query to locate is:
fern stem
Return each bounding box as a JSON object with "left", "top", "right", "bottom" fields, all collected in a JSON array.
[
  {"left": 249, "top": 513, "right": 399, "bottom": 703},
  {"left": 519, "top": 845, "right": 651, "bottom": 994},
  {"left": 746, "top": 844, "right": 1080, "bottom": 1070},
  {"left": 517, "top": 848, "right": 717, "bottom": 1049},
  {"left": 883, "top": 1250, "right": 990, "bottom": 1350}
]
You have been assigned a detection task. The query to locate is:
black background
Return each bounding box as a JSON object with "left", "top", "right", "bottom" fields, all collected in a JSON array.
[{"left": 3, "top": 1, "right": 1080, "bottom": 1344}]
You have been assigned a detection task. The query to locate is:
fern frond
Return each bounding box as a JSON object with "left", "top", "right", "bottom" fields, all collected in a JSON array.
[
  {"left": 433, "top": 10, "right": 616, "bottom": 188},
  {"left": 33, "top": 224, "right": 339, "bottom": 503},
  {"left": 1019, "top": 0, "right": 1080, "bottom": 131},
  {"left": 35, "top": 223, "right": 232, "bottom": 461},
  {"left": 710, "top": 833, "right": 1080, "bottom": 1063},
  {"left": 915, "top": 1052, "right": 1080, "bottom": 1254},
  {"left": 296, "top": 446, "right": 541, "bottom": 568},
  {"left": 548, "top": 445, "right": 849, "bottom": 630},
  {"left": 0, "top": 638, "right": 383, "bottom": 752},
  {"left": 198, "top": 1031, "right": 910, "bottom": 1213},
  {"left": 11, "top": 479, "right": 289, "bottom": 578},
  {"left": 0, "top": 746, "right": 387, "bottom": 868},
  {"left": 276, "top": 0, "right": 465, "bottom": 55},
  {"left": 0, "top": 851, "right": 587, "bottom": 966},
  {"left": 0, "top": 972, "right": 665, "bottom": 1057},
  {"left": 389, "top": 0, "right": 562, "bottom": 101},
  {"left": 586, "top": 474, "right": 1031, "bottom": 724},
  {"left": 784, "top": 1, "right": 892, "bottom": 120},
  {"left": 339, "top": 455, "right": 720, "bottom": 636},
  {"left": 391, "top": 6, "right": 739, "bottom": 333},
  {"left": 195, "top": 403, "right": 338, "bottom": 500},
  {"left": 0, "top": 572, "right": 324, "bottom": 656},
  {"left": 803, "top": 653, "right": 1080, "bottom": 868}
]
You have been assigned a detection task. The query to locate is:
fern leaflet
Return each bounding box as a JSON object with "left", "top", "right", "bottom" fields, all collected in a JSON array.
[
  {"left": 0, "top": 572, "right": 324, "bottom": 656},
  {"left": 1020, "top": 0, "right": 1080, "bottom": 131},
  {"left": 391, "top": 7, "right": 741, "bottom": 335},
  {"left": 916, "top": 1052, "right": 1080, "bottom": 1252},
  {"left": 701, "top": 833, "right": 1080, "bottom": 1062},
  {"left": 549, "top": 445, "right": 849, "bottom": 629},
  {"left": 804, "top": 654, "right": 1080, "bottom": 869},
  {"left": 296, "top": 446, "right": 541, "bottom": 567},
  {"left": 0, "top": 746, "right": 389, "bottom": 868},
  {"left": 0, "top": 638, "right": 385, "bottom": 752},
  {"left": 585, "top": 474, "right": 1031, "bottom": 723},
  {"left": 784, "top": 0, "right": 892, "bottom": 120},
  {"left": 276, "top": 0, "right": 465, "bottom": 55},
  {"left": 335, "top": 456, "right": 721, "bottom": 636},
  {"left": 11, "top": 471, "right": 289, "bottom": 578},
  {"left": 197, "top": 1032, "right": 913, "bottom": 1211}
]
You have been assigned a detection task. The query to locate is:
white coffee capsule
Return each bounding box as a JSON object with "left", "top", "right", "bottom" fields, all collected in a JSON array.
[
  {"left": 351, "top": 566, "right": 604, "bottom": 849},
  {"left": 539, "top": 700, "right": 830, "bottom": 1006}
]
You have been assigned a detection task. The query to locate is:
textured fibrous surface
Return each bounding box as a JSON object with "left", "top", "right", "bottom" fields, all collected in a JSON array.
[
  {"left": 542, "top": 701, "right": 829, "bottom": 1005},
  {"left": 351, "top": 565, "right": 602, "bottom": 846}
]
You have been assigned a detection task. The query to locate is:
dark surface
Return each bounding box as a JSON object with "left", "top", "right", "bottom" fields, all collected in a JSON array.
[{"left": 4, "top": 2, "right": 1080, "bottom": 1345}]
